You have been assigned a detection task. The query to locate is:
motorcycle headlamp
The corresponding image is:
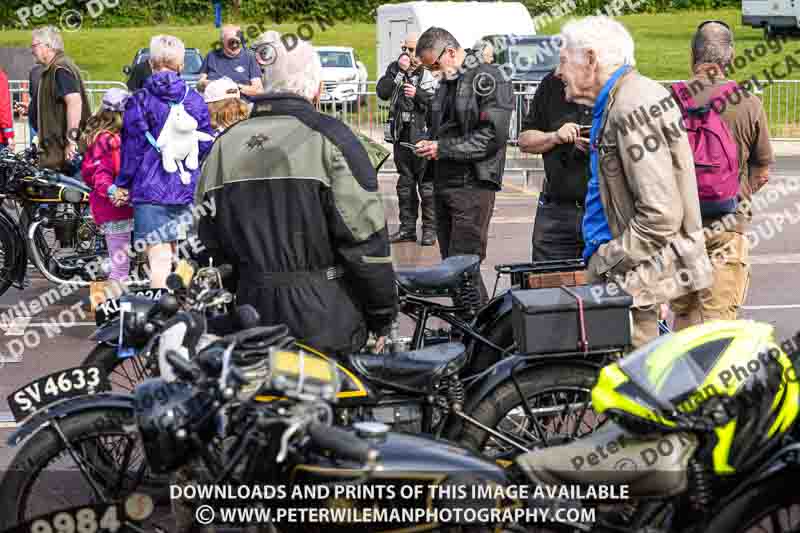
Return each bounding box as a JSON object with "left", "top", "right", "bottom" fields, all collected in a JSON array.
[
  {"left": 134, "top": 378, "right": 217, "bottom": 474},
  {"left": 121, "top": 296, "right": 159, "bottom": 342}
]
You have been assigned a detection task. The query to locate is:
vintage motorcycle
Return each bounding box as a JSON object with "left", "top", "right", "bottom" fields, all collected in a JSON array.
[
  {"left": 82, "top": 257, "right": 619, "bottom": 456},
  {"left": 0, "top": 146, "right": 150, "bottom": 293},
  {"left": 1, "top": 319, "right": 798, "bottom": 533},
  {"left": 74, "top": 264, "right": 612, "bottom": 458}
]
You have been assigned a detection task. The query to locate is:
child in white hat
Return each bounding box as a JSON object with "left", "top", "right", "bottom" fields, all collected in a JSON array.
[
  {"left": 203, "top": 78, "right": 251, "bottom": 136},
  {"left": 79, "top": 87, "right": 134, "bottom": 284}
]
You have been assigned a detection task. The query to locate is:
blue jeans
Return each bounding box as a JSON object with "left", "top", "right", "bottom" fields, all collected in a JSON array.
[
  {"left": 213, "top": 1, "right": 222, "bottom": 28},
  {"left": 134, "top": 203, "right": 193, "bottom": 244}
]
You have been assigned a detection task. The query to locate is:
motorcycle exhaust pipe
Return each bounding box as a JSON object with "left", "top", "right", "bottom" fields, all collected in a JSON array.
[
  {"left": 27, "top": 219, "right": 151, "bottom": 288},
  {"left": 28, "top": 219, "right": 91, "bottom": 287}
]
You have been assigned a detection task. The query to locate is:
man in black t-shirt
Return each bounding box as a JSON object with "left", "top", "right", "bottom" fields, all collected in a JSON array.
[{"left": 519, "top": 69, "right": 592, "bottom": 261}]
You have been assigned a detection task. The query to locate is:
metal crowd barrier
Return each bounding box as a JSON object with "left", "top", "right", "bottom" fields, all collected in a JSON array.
[
  {"left": 8, "top": 79, "right": 128, "bottom": 151},
  {"left": 5, "top": 77, "right": 800, "bottom": 156}
]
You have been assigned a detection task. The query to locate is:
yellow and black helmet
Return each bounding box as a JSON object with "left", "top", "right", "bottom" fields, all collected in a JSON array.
[{"left": 592, "top": 320, "right": 799, "bottom": 475}]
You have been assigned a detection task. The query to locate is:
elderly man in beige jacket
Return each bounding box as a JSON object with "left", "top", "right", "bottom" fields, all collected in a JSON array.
[{"left": 557, "top": 16, "right": 712, "bottom": 348}]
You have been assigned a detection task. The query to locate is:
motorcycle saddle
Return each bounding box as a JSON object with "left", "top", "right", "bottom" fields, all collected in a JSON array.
[
  {"left": 515, "top": 421, "right": 698, "bottom": 499},
  {"left": 348, "top": 342, "right": 467, "bottom": 393},
  {"left": 395, "top": 255, "right": 481, "bottom": 293}
]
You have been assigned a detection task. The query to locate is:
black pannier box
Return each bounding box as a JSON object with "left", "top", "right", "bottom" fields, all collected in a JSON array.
[{"left": 511, "top": 284, "right": 633, "bottom": 355}]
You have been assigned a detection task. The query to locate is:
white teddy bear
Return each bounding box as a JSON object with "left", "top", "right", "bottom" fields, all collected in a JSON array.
[{"left": 156, "top": 105, "right": 215, "bottom": 184}]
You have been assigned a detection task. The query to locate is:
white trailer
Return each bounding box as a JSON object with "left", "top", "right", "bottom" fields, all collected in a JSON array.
[
  {"left": 742, "top": 0, "right": 800, "bottom": 38},
  {"left": 376, "top": 1, "right": 536, "bottom": 78}
]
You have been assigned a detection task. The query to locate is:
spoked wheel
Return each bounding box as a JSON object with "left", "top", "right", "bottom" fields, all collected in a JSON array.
[
  {"left": 712, "top": 469, "right": 800, "bottom": 533},
  {"left": 0, "top": 216, "right": 18, "bottom": 297},
  {"left": 0, "top": 407, "right": 171, "bottom": 531},
  {"left": 741, "top": 503, "right": 800, "bottom": 533},
  {"left": 461, "top": 365, "right": 605, "bottom": 459},
  {"left": 83, "top": 344, "right": 157, "bottom": 393}
]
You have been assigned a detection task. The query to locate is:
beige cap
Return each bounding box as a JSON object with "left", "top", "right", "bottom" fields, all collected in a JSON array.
[{"left": 203, "top": 77, "right": 240, "bottom": 103}]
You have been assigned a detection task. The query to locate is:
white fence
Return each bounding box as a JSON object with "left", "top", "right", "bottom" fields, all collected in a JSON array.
[{"left": 6, "top": 77, "right": 800, "bottom": 157}]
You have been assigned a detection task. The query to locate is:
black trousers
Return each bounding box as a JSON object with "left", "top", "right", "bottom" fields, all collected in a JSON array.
[
  {"left": 530, "top": 199, "right": 585, "bottom": 262},
  {"left": 394, "top": 128, "right": 435, "bottom": 234},
  {"left": 435, "top": 183, "right": 496, "bottom": 303}
]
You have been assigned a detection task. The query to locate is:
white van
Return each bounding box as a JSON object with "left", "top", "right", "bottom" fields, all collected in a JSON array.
[
  {"left": 376, "top": 1, "right": 536, "bottom": 78},
  {"left": 742, "top": 0, "right": 800, "bottom": 37}
]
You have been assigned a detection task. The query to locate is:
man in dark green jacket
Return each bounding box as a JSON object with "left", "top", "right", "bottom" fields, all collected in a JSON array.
[
  {"left": 30, "top": 26, "right": 90, "bottom": 172},
  {"left": 196, "top": 38, "right": 397, "bottom": 356}
]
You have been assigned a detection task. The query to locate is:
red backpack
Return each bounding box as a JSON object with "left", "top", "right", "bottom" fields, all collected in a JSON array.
[{"left": 671, "top": 81, "right": 740, "bottom": 218}]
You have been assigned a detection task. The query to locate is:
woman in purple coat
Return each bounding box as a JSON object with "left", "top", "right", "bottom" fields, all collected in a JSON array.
[{"left": 113, "top": 35, "right": 214, "bottom": 288}]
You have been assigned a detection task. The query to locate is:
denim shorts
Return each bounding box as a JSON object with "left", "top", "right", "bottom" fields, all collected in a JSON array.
[{"left": 133, "top": 203, "right": 193, "bottom": 244}]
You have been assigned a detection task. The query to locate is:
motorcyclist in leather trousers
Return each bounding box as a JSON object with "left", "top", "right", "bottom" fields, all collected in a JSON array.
[{"left": 376, "top": 33, "right": 437, "bottom": 246}]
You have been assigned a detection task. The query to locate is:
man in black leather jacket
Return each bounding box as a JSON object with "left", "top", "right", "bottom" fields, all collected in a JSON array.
[
  {"left": 415, "top": 27, "right": 514, "bottom": 302},
  {"left": 376, "top": 32, "right": 437, "bottom": 246}
]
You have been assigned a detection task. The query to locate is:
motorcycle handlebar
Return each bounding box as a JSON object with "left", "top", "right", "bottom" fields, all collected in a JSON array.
[
  {"left": 165, "top": 350, "right": 200, "bottom": 382},
  {"left": 308, "top": 423, "right": 377, "bottom": 464}
]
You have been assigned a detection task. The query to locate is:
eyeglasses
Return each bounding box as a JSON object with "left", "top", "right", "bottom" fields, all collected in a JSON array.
[
  {"left": 31, "top": 42, "right": 44, "bottom": 50},
  {"left": 423, "top": 47, "right": 448, "bottom": 71},
  {"left": 697, "top": 20, "right": 731, "bottom": 31},
  {"left": 401, "top": 45, "right": 415, "bottom": 53}
]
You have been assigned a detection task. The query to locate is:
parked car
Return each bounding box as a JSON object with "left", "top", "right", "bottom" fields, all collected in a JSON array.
[
  {"left": 481, "top": 34, "right": 560, "bottom": 142},
  {"left": 122, "top": 47, "right": 205, "bottom": 90},
  {"left": 315, "top": 46, "right": 368, "bottom": 106}
]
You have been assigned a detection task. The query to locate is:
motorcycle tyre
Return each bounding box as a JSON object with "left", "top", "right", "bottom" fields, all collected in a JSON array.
[
  {"left": 706, "top": 468, "right": 800, "bottom": 533},
  {"left": 0, "top": 218, "right": 19, "bottom": 297},
  {"left": 0, "top": 407, "right": 168, "bottom": 531},
  {"left": 460, "top": 364, "right": 599, "bottom": 453}
]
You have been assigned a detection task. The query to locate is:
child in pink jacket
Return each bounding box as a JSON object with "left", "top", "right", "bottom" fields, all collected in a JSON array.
[{"left": 80, "top": 88, "right": 134, "bottom": 282}]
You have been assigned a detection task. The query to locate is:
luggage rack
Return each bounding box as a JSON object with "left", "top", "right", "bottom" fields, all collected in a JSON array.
[{"left": 492, "top": 258, "right": 586, "bottom": 297}]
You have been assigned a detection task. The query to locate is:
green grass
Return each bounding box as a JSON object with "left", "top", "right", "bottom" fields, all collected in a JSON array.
[
  {"left": 0, "top": 23, "right": 378, "bottom": 82},
  {"left": 3, "top": 8, "right": 800, "bottom": 134},
  {"left": 3, "top": 8, "right": 794, "bottom": 82},
  {"left": 1, "top": 9, "right": 798, "bottom": 81}
]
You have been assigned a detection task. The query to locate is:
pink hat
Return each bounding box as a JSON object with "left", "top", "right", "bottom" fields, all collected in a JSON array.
[{"left": 204, "top": 78, "right": 240, "bottom": 103}]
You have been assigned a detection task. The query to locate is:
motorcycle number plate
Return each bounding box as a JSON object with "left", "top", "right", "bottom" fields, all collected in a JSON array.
[
  {"left": 6, "top": 365, "right": 111, "bottom": 422},
  {"left": 1, "top": 498, "right": 153, "bottom": 533},
  {"left": 95, "top": 289, "right": 164, "bottom": 326}
]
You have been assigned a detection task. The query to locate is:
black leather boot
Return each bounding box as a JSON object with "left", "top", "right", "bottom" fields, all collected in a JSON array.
[
  {"left": 421, "top": 229, "right": 437, "bottom": 246},
  {"left": 390, "top": 230, "right": 417, "bottom": 243}
]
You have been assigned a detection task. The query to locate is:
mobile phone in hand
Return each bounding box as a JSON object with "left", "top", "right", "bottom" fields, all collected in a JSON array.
[
  {"left": 579, "top": 125, "right": 592, "bottom": 137},
  {"left": 398, "top": 141, "right": 418, "bottom": 150}
]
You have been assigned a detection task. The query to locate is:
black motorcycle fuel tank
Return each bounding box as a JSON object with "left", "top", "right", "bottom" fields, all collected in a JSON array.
[{"left": 285, "top": 429, "right": 509, "bottom": 533}]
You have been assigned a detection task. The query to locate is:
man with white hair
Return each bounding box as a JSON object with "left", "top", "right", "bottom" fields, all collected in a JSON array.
[
  {"left": 198, "top": 24, "right": 262, "bottom": 98},
  {"left": 251, "top": 30, "right": 283, "bottom": 68},
  {"left": 196, "top": 38, "right": 398, "bottom": 357},
  {"left": 27, "top": 26, "right": 90, "bottom": 171},
  {"left": 558, "top": 16, "right": 712, "bottom": 347}
]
